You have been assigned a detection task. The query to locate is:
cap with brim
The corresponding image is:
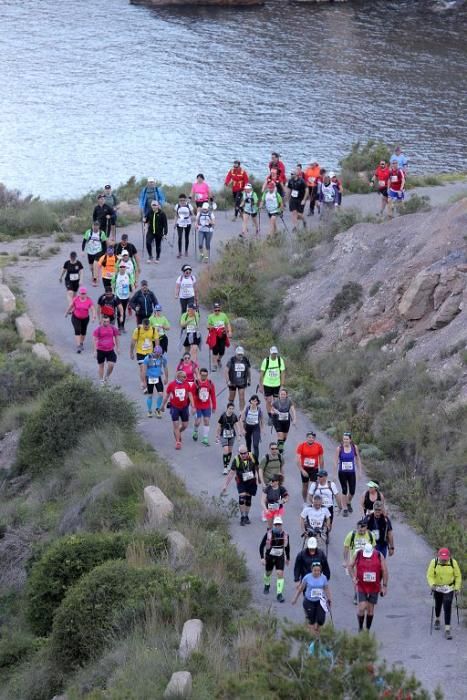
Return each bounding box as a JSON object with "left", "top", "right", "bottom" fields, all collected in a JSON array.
[
  {"left": 317, "top": 469, "right": 328, "bottom": 477},
  {"left": 235, "top": 346, "right": 244, "bottom": 354},
  {"left": 155, "top": 304, "right": 162, "bottom": 311},
  {"left": 362, "top": 543, "right": 374, "bottom": 558},
  {"left": 121, "top": 250, "right": 129, "bottom": 256},
  {"left": 148, "top": 177, "right": 155, "bottom": 182},
  {"left": 79, "top": 287, "right": 87, "bottom": 294},
  {"left": 104, "top": 184, "right": 111, "bottom": 189},
  {"left": 141, "top": 280, "right": 148, "bottom": 285},
  {"left": 367, "top": 481, "right": 378, "bottom": 489},
  {"left": 269, "top": 346, "right": 279, "bottom": 354},
  {"left": 307, "top": 537, "right": 318, "bottom": 549},
  {"left": 201, "top": 202, "right": 210, "bottom": 210},
  {"left": 437, "top": 547, "right": 451, "bottom": 560},
  {"left": 306, "top": 431, "right": 316, "bottom": 437},
  {"left": 357, "top": 518, "right": 368, "bottom": 526},
  {"left": 70, "top": 251, "right": 77, "bottom": 257},
  {"left": 273, "top": 516, "right": 283, "bottom": 525}
]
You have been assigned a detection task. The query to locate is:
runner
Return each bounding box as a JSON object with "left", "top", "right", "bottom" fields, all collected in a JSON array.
[
  {"left": 334, "top": 431, "right": 362, "bottom": 516},
  {"left": 180, "top": 303, "right": 201, "bottom": 362},
  {"left": 294, "top": 536, "right": 331, "bottom": 584},
  {"left": 176, "top": 352, "right": 199, "bottom": 387},
  {"left": 161, "top": 369, "right": 195, "bottom": 450},
  {"left": 145, "top": 200, "right": 168, "bottom": 264},
  {"left": 139, "top": 177, "right": 166, "bottom": 220},
  {"left": 92, "top": 315, "right": 119, "bottom": 385},
  {"left": 174, "top": 194, "right": 194, "bottom": 259},
  {"left": 287, "top": 167, "right": 308, "bottom": 231},
  {"left": 315, "top": 168, "right": 327, "bottom": 216},
  {"left": 224, "top": 346, "right": 251, "bottom": 411},
  {"left": 240, "top": 394, "right": 264, "bottom": 461},
  {"left": 115, "top": 233, "right": 141, "bottom": 281},
  {"left": 111, "top": 262, "right": 134, "bottom": 332},
  {"left": 221, "top": 444, "right": 258, "bottom": 525},
  {"left": 206, "top": 301, "right": 232, "bottom": 371},
  {"left": 349, "top": 543, "right": 388, "bottom": 632},
  {"left": 308, "top": 469, "right": 342, "bottom": 527},
  {"left": 258, "top": 442, "right": 284, "bottom": 487},
  {"left": 319, "top": 174, "right": 339, "bottom": 221},
  {"left": 361, "top": 481, "right": 385, "bottom": 515},
  {"left": 82, "top": 221, "right": 107, "bottom": 286},
  {"left": 300, "top": 494, "right": 331, "bottom": 547},
  {"left": 343, "top": 519, "right": 376, "bottom": 604},
  {"left": 65, "top": 286, "right": 96, "bottom": 353},
  {"left": 129, "top": 280, "right": 158, "bottom": 325},
  {"left": 97, "top": 243, "right": 118, "bottom": 291},
  {"left": 387, "top": 159, "right": 406, "bottom": 218},
  {"left": 216, "top": 402, "right": 241, "bottom": 475},
  {"left": 59, "top": 251, "right": 83, "bottom": 305},
  {"left": 304, "top": 161, "right": 320, "bottom": 216},
  {"left": 259, "top": 346, "right": 286, "bottom": 418},
  {"left": 259, "top": 515, "right": 290, "bottom": 602},
  {"left": 192, "top": 367, "right": 216, "bottom": 446},
  {"left": 390, "top": 144, "right": 408, "bottom": 173},
  {"left": 149, "top": 304, "right": 170, "bottom": 354},
  {"left": 426, "top": 548, "right": 462, "bottom": 640},
  {"left": 224, "top": 160, "right": 249, "bottom": 221},
  {"left": 175, "top": 265, "right": 198, "bottom": 313},
  {"left": 196, "top": 201, "right": 214, "bottom": 263},
  {"left": 292, "top": 562, "right": 332, "bottom": 639},
  {"left": 130, "top": 317, "right": 159, "bottom": 391},
  {"left": 92, "top": 194, "right": 113, "bottom": 237},
  {"left": 143, "top": 346, "right": 168, "bottom": 418},
  {"left": 271, "top": 387, "right": 296, "bottom": 455},
  {"left": 296, "top": 431, "right": 324, "bottom": 503},
  {"left": 239, "top": 183, "right": 259, "bottom": 237},
  {"left": 370, "top": 160, "right": 390, "bottom": 216},
  {"left": 190, "top": 173, "right": 212, "bottom": 212},
  {"left": 261, "top": 474, "right": 289, "bottom": 527},
  {"left": 260, "top": 181, "right": 283, "bottom": 237},
  {"left": 97, "top": 288, "right": 123, "bottom": 326},
  {"left": 102, "top": 184, "right": 119, "bottom": 236},
  {"left": 365, "top": 501, "right": 394, "bottom": 558}
]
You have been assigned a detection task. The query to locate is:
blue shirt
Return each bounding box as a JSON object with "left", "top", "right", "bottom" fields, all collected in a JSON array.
[
  {"left": 390, "top": 153, "right": 408, "bottom": 170},
  {"left": 303, "top": 573, "right": 328, "bottom": 601},
  {"left": 143, "top": 355, "right": 167, "bottom": 379}
]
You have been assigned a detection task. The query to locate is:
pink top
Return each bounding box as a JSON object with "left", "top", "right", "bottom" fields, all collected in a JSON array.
[
  {"left": 191, "top": 181, "right": 210, "bottom": 203},
  {"left": 177, "top": 360, "right": 198, "bottom": 383},
  {"left": 93, "top": 324, "right": 119, "bottom": 351},
  {"left": 72, "top": 296, "right": 94, "bottom": 319}
]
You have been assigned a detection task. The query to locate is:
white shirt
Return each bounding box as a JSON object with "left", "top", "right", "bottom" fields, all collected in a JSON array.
[
  {"left": 177, "top": 273, "right": 197, "bottom": 299},
  {"left": 300, "top": 505, "right": 330, "bottom": 530},
  {"left": 175, "top": 203, "right": 194, "bottom": 227},
  {"left": 308, "top": 480, "right": 338, "bottom": 508}
]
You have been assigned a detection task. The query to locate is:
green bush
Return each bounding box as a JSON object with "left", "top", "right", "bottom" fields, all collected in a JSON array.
[
  {"left": 329, "top": 282, "right": 363, "bottom": 319},
  {"left": 339, "top": 140, "right": 391, "bottom": 193},
  {"left": 0, "top": 628, "right": 39, "bottom": 669},
  {"left": 0, "top": 200, "right": 60, "bottom": 237},
  {"left": 0, "top": 325, "right": 19, "bottom": 353},
  {"left": 0, "top": 351, "right": 67, "bottom": 415},
  {"left": 15, "top": 376, "right": 136, "bottom": 475},
  {"left": 26, "top": 532, "right": 167, "bottom": 636},
  {"left": 398, "top": 194, "right": 431, "bottom": 215}
]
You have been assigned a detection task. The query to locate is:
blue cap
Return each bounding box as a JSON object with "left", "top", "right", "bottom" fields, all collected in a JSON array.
[{"left": 155, "top": 304, "right": 161, "bottom": 311}]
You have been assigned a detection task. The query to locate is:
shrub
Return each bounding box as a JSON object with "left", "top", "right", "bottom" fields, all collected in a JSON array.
[
  {"left": 15, "top": 376, "right": 136, "bottom": 475},
  {"left": 0, "top": 325, "right": 19, "bottom": 353},
  {"left": 0, "top": 200, "right": 60, "bottom": 237},
  {"left": 398, "top": 194, "right": 431, "bottom": 215},
  {"left": 0, "top": 351, "right": 67, "bottom": 415},
  {"left": 328, "top": 282, "right": 363, "bottom": 319},
  {"left": 339, "top": 140, "right": 391, "bottom": 193}
]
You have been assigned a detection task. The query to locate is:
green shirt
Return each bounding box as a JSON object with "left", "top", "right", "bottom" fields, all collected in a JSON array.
[
  {"left": 207, "top": 312, "right": 229, "bottom": 329},
  {"left": 260, "top": 356, "right": 285, "bottom": 388},
  {"left": 149, "top": 314, "right": 170, "bottom": 336},
  {"left": 180, "top": 311, "right": 200, "bottom": 332},
  {"left": 259, "top": 454, "right": 283, "bottom": 484},
  {"left": 343, "top": 530, "right": 375, "bottom": 556}
]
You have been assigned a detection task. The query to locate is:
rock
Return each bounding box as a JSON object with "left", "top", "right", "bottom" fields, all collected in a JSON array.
[
  {"left": 433, "top": 269, "right": 466, "bottom": 310},
  {"left": 0, "top": 284, "right": 16, "bottom": 313},
  {"left": 163, "top": 672, "right": 193, "bottom": 699},
  {"left": 144, "top": 486, "right": 174, "bottom": 528},
  {"left": 117, "top": 200, "right": 140, "bottom": 217},
  {"left": 398, "top": 270, "right": 440, "bottom": 320},
  {"left": 31, "top": 342, "right": 51, "bottom": 362},
  {"left": 179, "top": 619, "right": 203, "bottom": 661},
  {"left": 168, "top": 530, "right": 195, "bottom": 567},
  {"left": 232, "top": 317, "right": 250, "bottom": 333},
  {"left": 430, "top": 294, "right": 463, "bottom": 329},
  {"left": 15, "top": 313, "right": 36, "bottom": 342},
  {"left": 0, "top": 429, "right": 20, "bottom": 471},
  {"left": 111, "top": 451, "right": 134, "bottom": 470},
  {"left": 51, "top": 695, "right": 69, "bottom": 700}
]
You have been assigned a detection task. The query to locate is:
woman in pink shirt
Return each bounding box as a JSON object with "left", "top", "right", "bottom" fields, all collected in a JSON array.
[
  {"left": 65, "top": 286, "right": 96, "bottom": 353},
  {"left": 190, "top": 174, "right": 211, "bottom": 212},
  {"left": 176, "top": 352, "right": 199, "bottom": 386},
  {"left": 92, "top": 316, "right": 120, "bottom": 384}
]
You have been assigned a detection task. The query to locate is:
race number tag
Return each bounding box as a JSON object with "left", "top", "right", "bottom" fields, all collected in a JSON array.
[
  {"left": 174, "top": 389, "right": 186, "bottom": 400},
  {"left": 391, "top": 175, "right": 398, "bottom": 183},
  {"left": 341, "top": 461, "right": 353, "bottom": 471},
  {"left": 363, "top": 572, "right": 377, "bottom": 583},
  {"left": 69, "top": 273, "right": 79, "bottom": 281},
  {"left": 278, "top": 412, "right": 289, "bottom": 421},
  {"left": 267, "top": 368, "right": 279, "bottom": 379},
  {"left": 268, "top": 503, "right": 280, "bottom": 511},
  {"left": 291, "top": 189, "right": 299, "bottom": 198},
  {"left": 242, "top": 470, "right": 254, "bottom": 481},
  {"left": 270, "top": 547, "right": 283, "bottom": 557},
  {"left": 304, "top": 458, "right": 315, "bottom": 468},
  {"left": 198, "top": 388, "right": 209, "bottom": 402},
  {"left": 310, "top": 589, "right": 323, "bottom": 598},
  {"left": 148, "top": 377, "right": 159, "bottom": 385},
  {"left": 378, "top": 180, "right": 386, "bottom": 187},
  {"left": 223, "top": 429, "right": 233, "bottom": 438}
]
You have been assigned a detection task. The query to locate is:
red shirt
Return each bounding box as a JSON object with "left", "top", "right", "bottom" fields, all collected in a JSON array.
[
  {"left": 269, "top": 159, "right": 286, "bottom": 184},
  {"left": 296, "top": 441, "right": 324, "bottom": 471},
  {"left": 193, "top": 379, "right": 217, "bottom": 410},
  {"left": 388, "top": 167, "right": 404, "bottom": 191},
  {"left": 93, "top": 324, "right": 119, "bottom": 351},
  {"left": 355, "top": 550, "right": 383, "bottom": 594},
  {"left": 166, "top": 380, "right": 193, "bottom": 409},
  {"left": 374, "top": 166, "right": 390, "bottom": 190},
  {"left": 224, "top": 167, "right": 249, "bottom": 192}
]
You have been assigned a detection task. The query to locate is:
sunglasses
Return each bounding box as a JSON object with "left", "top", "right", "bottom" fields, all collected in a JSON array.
[{"left": 239, "top": 451, "right": 248, "bottom": 456}]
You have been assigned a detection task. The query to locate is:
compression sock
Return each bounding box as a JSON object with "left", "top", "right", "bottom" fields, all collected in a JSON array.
[
  {"left": 202, "top": 425, "right": 210, "bottom": 439},
  {"left": 358, "top": 615, "right": 364, "bottom": 631},
  {"left": 146, "top": 398, "right": 152, "bottom": 412},
  {"left": 156, "top": 395, "right": 163, "bottom": 410},
  {"left": 277, "top": 439, "right": 285, "bottom": 455},
  {"left": 226, "top": 453, "right": 232, "bottom": 465},
  {"left": 223, "top": 454, "right": 230, "bottom": 467},
  {"left": 276, "top": 578, "right": 285, "bottom": 595},
  {"left": 263, "top": 573, "right": 272, "bottom": 586},
  {"left": 366, "top": 615, "right": 374, "bottom": 630}
]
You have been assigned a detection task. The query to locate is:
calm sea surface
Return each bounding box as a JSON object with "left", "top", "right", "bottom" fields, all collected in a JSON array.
[{"left": 0, "top": 0, "right": 466, "bottom": 197}]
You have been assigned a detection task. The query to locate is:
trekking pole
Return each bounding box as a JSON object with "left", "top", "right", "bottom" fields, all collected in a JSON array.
[
  {"left": 141, "top": 218, "right": 145, "bottom": 252},
  {"left": 216, "top": 385, "right": 228, "bottom": 398},
  {"left": 208, "top": 349, "right": 212, "bottom": 372},
  {"left": 455, "top": 593, "right": 460, "bottom": 625},
  {"left": 280, "top": 214, "right": 290, "bottom": 235},
  {"left": 430, "top": 592, "right": 434, "bottom": 635},
  {"left": 328, "top": 603, "right": 334, "bottom": 627}
]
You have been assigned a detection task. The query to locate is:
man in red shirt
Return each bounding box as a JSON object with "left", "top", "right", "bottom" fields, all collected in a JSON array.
[
  {"left": 224, "top": 160, "right": 249, "bottom": 221},
  {"left": 192, "top": 367, "right": 217, "bottom": 446},
  {"left": 370, "top": 160, "right": 390, "bottom": 215},
  {"left": 269, "top": 152, "right": 286, "bottom": 185},
  {"left": 387, "top": 158, "right": 406, "bottom": 218},
  {"left": 161, "top": 369, "right": 195, "bottom": 449},
  {"left": 296, "top": 431, "right": 324, "bottom": 503},
  {"left": 349, "top": 542, "right": 388, "bottom": 632},
  {"left": 92, "top": 315, "right": 120, "bottom": 385}
]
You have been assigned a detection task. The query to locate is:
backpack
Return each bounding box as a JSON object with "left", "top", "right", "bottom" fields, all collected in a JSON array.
[
  {"left": 194, "top": 379, "right": 214, "bottom": 399},
  {"left": 264, "top": 453, "right": 284, "bottom": 468},
  {"left": 265, "top": 528, "right": 288, "bottom": 551},
  {"left": 349, "top": 530, "right": 375, "bottom": 550},
  {"left": 136, "top": 326, "right": 157, "bottom": 343},
  {"left": 433, "top": 557, "right": 455, "bottom": 585},
  {"left": 263, "top": 355, "right": 282, "bottom": 372}
]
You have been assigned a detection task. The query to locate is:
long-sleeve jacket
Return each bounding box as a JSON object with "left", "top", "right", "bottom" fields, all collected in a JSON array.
[
  {"left": 129, "top": 289, "right": 158, "bottom": 317},
  {"left": 92, "top": 204, "right": 113, "bottom": 231},
  {"left": 293, "top": 548, "right": 331, "bottom": 582},
  {"left": 224, "top": 167, "right": 249, "bottom": 192},
  {"left": 146, "top": 209, "right": 168, "bottom": 237},
  {"left": 139, "top": 185, "right": 166, "bottom": 216},
  {"left": 426, "top": 558, "right": 462, "bottom": 591}
]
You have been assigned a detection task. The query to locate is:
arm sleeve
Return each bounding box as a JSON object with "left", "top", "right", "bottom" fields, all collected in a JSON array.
[
  {"left": 259, "top": 533, "right": 267, "bottom": 558},
  {"left": 321, "top": 554, "right": 331, "bottom": 581},
  {"left": 224, "top": 171, "right": 232, "bottom": 186},
  {"left": 285, "top": 535, "right": 290, "bottom": 560},
  {"left": 453, "top": 560, "right": 462, "bottom": 590},
  {"left": 426, "top": 560, "right": 435, "bottom": 588}
]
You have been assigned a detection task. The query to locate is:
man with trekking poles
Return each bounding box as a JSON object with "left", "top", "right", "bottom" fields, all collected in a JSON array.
[{"left": 426, "top": 547, "right": 462, "bottom": 640}]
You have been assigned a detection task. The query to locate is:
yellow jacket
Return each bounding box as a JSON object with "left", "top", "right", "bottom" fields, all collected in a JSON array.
[{"left": 426, "top": 558, "right": 462, "bottom": 591}]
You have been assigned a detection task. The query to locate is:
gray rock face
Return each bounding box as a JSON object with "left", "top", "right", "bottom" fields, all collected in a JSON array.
[
  {"left": 144, "top": 485, "right": 174, "bottom": 528},
  {"left": 15, "top": 313, "right": 36, "bottom": 342},
  {"left": 0, "top": 283, "right": 16, "bottom": 312},
  {"left": 179, "top": 619, "right": 203, "bottom": 661},
  {"left": 168, "top": 530, "right": 195, "bottom": 567},
  {"left": 32, "top": 342, "right": 51, "bottom": 361},
  {"left": 398, "top": 270, "right": 440, "bottom": 320}
]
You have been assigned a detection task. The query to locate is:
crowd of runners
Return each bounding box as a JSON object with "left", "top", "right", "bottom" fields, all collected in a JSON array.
[{"left": 59, "top": 147, "right": 461, "bottom": 642}]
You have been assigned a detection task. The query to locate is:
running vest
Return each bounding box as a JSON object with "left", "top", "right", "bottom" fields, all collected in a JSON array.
[
  {"left": 338, "top": 444, "right": 356, "bottom": 473},
  {"left": 355, "top": 550, "right": 382, "bottom": 593},
  {"left": 176, "top": 203, "right": 193, "bottom": 227},
  {"left": 265, "top": 529, "right": 288, "bottom": 556},
  {"left": 198, "top": 211, "right": 213, "bottom": 231},
  {"left": 244, "top": 406, "right": 261, "bottom": 426},
  {"left": 321, "top": 183, "right": 336, "bottom": 203}
]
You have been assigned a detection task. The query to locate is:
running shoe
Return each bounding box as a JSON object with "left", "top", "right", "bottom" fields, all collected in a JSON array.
[
  {"left": 147, "top": 411, "right": 153, "bottom": 418},
  {"left": 192, "top": 431, "right": 198, "bottom": 441},
  {"left": 201, "top": 438, "right": 209, "bottom": 447},
  {"left": 277, "top": 593, "right": 285, "bottom": 603}
]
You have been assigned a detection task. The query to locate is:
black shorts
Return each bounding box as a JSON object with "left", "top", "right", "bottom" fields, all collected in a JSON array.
[
  {"left": 147, "top": 378, "right": 163, "bottom": 394},
  {"left": 273, "top": 418, "right": 290, "bottom": 434},
  {"left": 159, "top": 335, "right": 168, "bottom": 353},
  {"left": 183, "top": 335, "right": 201, "bottom": 347},
  {"left": 87, "top": 252, "right": 101, "bottom": 265},
  {"left": 265, "top": 554, "right": 285, "bottom": 571},
  {"left": 267, "top": 211, "right": 280, "bottom": 219},
  {"left": 338, "top": 471, "right": 356, "bottom": 496},
  {"left": 137, "top": 352, "right": 151, "bottom": 364},
  {"left": 243, "top": 211, "right": 258, "bottom": 218},
  {"left": 71, "top": 315, "right": 89, "bottom": 336},
  {"left": 378, "top": 187, "right": 388, "bottom": 198},
  {"left": 229, "top": 384, "right": 247, "bottom": 392},
  {"left": 263, "top": 385, "right": 280, "bottom": 398},
  {"left": 65, "top": 280, "right": 80, "bottom": 292},
  {"left": 357, "top": 591, "right": 379, "bottom": 605},
  {"left": 289, "top": 199, "right": 304, "bottom": 213},
  {"left": 212, "top": 335, "right": 227, "bottom": 357},
  {"left": 301, "top": 469, "right": 318, "bottom": 484},
  {"left": 303, "top": 599, "right": 326, "bottom": 626},
  {"left": 236, "top": 479, "right": 257, "bottom": 497},
  {"left": 96, "top": 349, "right": 117, "bottom": 364}
]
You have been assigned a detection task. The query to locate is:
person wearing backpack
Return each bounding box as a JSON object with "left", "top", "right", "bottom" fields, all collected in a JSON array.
[
  {"left": 221, "top": 444, "right": 259, "bottom": 525},
  {"left": 82, "top": 221, "right": 108, "bottom": 286},
  {"left": 271, "top": 387, "right": 296, "bottom": 455},
  {"left": 192, "top": 368, "right": 217, "bottom": 446},
  {"left": 145, "top": 200, "right": 168, "bottom": 263},
  {"left": 130, "top": 318, "right": 159, "bottom": 391},
  {"left": 259, "top": 346, "right": 286, "bottom": 419},
  {"left": 139, "top": 176, "right": 166, "bottom": 219},
  {"left": 349, "top": 543, "right": 388, "bottom": 632},
  {"left": 196, "top": 201, "right": 215, "bottom": 263},
  {"left": 97, "top": 243, "right": 117, "bottom": 291},
  {"left": 239, "top": 394, "right": 264, "bottom": 461},
  {"left": 258, "top": 442, "right": 284, "bottom": 486},
  {"left": 261, "top": 181, "right": 283, "bottom": 237},
  {"left": 129, "top": 280, "right": 158, "bottom": 325},
  {"left": 175, "top": 264, "right": 198, "bottom": 313},
  {"left": 259, "top": 515, "right": 290, "bottom": 603},
  {"left": 103, "top": 184, "right": 119, "bottom": 236},
  {"left": 174, "top": 193, "right": 194, "bottom": 259},
  {"left": 343, "top": 518, "right": 376, "bottom": 604},
  {"left": 224, "top": 346, "right": 251, "bottom": 412},
  {"left": 92, "top": 193, "right": 113, "bottom": 236},
  {"left": 261, "top": 475, "right": 289, "bottom": 528},
  {"left": 97, "top": 288, "right": 123, "bottom": 326},
  {"left": 308, "top": 469, "right": 342, "bottom": 527},
  {"left": 239, "top": 183, "right": 259, "bottom": 237},
  {"left": 426, "top": 548, "right": 462, "bottom": 640}
]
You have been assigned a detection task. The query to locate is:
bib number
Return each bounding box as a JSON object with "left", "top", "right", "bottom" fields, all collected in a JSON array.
[
  {"left": 69, "top": 273, "right": 79, "bottom": 281},
  {"left": 278, "top": 411, "right": 289, "bottom": 421},
  {"left": 267, "top": 368, "right": 279, "bottom": 379},
  {"left": 291, "top": 189, "right": 299, "bottom": 198},
  {"left": 242, "top": 470, "right": 254, "bottom": 481},
  {"left": 391, "top": 175, "right": 398, "bottom": 183},
  {"left": 304, "top": 458, "right": 315, "bottom": 468},
  {"left": 198, "top": 388, "right": 209, "bottom": 402},
  {"left": 174, "top": 389, "right": 186, "bottom": 400},
  {"left": 378, "top": 180, "right": 386, "bottom": 187},
  {"left": 363, "top": 572, "right": 377, "bottom": 583},
  {"left": 186, "top": 324, "right": 196, "bottom": 333},
  {"left": 310, "top": 589, "right": 323, "bottom": 599},
  {"left": 142, "top": 338, "right": 152, "bottom": 350},
  {"left": 341, "top": 461, "right": 353, "bottom": 471},
  {"left": 223, "top": 429, "right": 233, "bottom": 438},
  {"left": 148, "top": 377, "right": 159, "bottom": 385},
  {"left": 269, "top": 547, "right": 283, "bottom": 557},
  {"left": 268, "top": 502, "right": 280, "bottom": 511}
]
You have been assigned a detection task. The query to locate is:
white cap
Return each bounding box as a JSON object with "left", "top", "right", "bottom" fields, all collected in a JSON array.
[
  {"left": 329, "top": 171, "right": 336, "bottom": 178},
  {"left": 273, "top": 516, "right": 283, "bottom": 525},
  {"left": 270, "top": 346, "right": 279, "bottom": 354},
  {"left": 245, "top": 183, "right": 253, "bottom": 189},
  {"left": 201, "top": 202, "right": 210, "bottom": 210},
  {"left": 148, "top": 176, "right": 155, "bottom": 182},
  {"left": 235, "top": 346, "right": 245, "bottom": 355},
  {"left": 307, "top": 537, "right": 318, "bottom": 549},
  {"left": 362, "top": 543, "right": 374, "bottom": 558}
]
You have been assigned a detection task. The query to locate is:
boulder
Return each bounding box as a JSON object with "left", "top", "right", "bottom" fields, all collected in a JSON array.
[
  {"left": 15, "top": 313, "right": 36, "bottom": 342},
  {"left": 163, "top": 672, "right": 193, "bottom": 699},
  {"left": 433, "top": 269, "right": 465, "bottom": 310},
  {"left": 32, "top": 343, "right": 51, "bottom": 362},
  {"left": 179, "top": 619, "right": 203, "bottom": 661},
  {"left": 430, "top": 294, "right": 463, "bottom": 329},
  {"left": 398, "top": 270, "right": 440, "bottom": 320},
  {"left": 0, "top": 284, "right": 16, "bottom": 313},
  {"left": 111, "top": 451, "right": 134, "bottom": 470},
  {"left": 168, "top": 530, "right": 195, "bottom": 567},
  {"left": 144, "top": 486, "right": 174, "bottom": 528},
  {"left": 232, "top": 316, "right": 250, "bottom": 333}
]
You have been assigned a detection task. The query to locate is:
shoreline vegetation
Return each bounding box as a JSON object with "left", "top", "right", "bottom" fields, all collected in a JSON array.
[{"left": 0, "top": 140, "right": 466, "bottom": 239}]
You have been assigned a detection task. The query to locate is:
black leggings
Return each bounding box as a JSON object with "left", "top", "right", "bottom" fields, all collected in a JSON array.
[
  {"left": 146, "top": 232, "right": 163, "bottom": 260},
  {"left": 212, "top": 335, "right": 227, "bottom": 357},
  {"left": 233, "top": 191, "right": 243, "bottom": 217},
  {"left": 244, "top": 425, "right": 260, "bottom": 461},
  {"left": 159, "top": 334, "right": 168, "bottom": 354},
  {"left": 308, "top": 185, "right": 318, "bottom": 213},
  {"left": 434, "top": 591, "right": 454, "bottom": 625},
  {"left": 71, "top": 315, "right": 89, "bottom": 336},
  {"left": 117, "top": 298, "right": 129, "bottom": 330},
  {"left": 177, "top": 225, "right": 191, "bottom": 254},
  {"left": 339, "top": 471, "right": 356, "bottom": 496}
]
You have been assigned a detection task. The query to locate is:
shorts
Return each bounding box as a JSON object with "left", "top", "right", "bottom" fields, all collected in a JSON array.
[
  {"left": 228, "top": 384, "right": 247, "bottom": 392},
  {"left": 96, "top": 349, "right": 117, "bottom": 364},
  {"left": 65, "top": 280, "right": 80, "bottom": 292},
  {"left": 263, "top": 505, "right": 285, "bottom": 521},
  {"left": 196, "top": 408, "right": 212, "bottom": 418},
  {"left": 378, "top": 187, "right": 388, "bottom": 198},
  {"left": 87, "top": 252, "right": 102, "bottom": 265},
  {"left": 221, "top": 436, "right": 235, "bottom": 448},
  {"left": 267, "top": 211, "right": 280, "bottom": 219},
  {"left": 376, "top": 543, "right": 388, "bottom": 558},
  {"left": 71, "top": 314, "right": 89, "bottom": 336},
  {"left": 183, "top": 335, "right": 201, "bottom": 347},
  {"left": 289, "top": 199, "right": 304, "bottom": 213},
  {"left": 146, "top": 378, "right": 163, "bottom": 394},
  {"left": 265, "top": 554, "right": 285, "bottom": 571},
  {"left": 303, "top": 599, "right": 326, "bottom": 626},
  {"left": 357, "top": 591, "right": 379, "bottom": 605},
  {"left": 388, "top": 189, "right": 404, "bottom": 201},
  {"left": 301, "top": 469, "right": 318, "bottom": 484},
  {"left": 338, "top": 471, "right": 356, "bottom": 496},
  {"left": 137, "top": 352, "right": 151, "bottom": 364},
  {"left": 243, "top": 211, "right": 258, "bottom": 218},
  {"left": 273, "top": 418, "right": 290, "bottom": 434},
  {"left": 263, "top": 385, "right": 280, "bottom": 398},
  {"left": 236, "top": 479, "right": 257, "bottom": 497},
  {"left": 170, "top": 406, "right": 190, "bottom": 422}
]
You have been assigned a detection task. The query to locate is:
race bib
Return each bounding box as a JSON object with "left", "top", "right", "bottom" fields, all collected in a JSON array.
[
  {"left": 174, "top": 388, "right": 186, "bottom": 400},
  {"left": 291, "top": 189, "right": 299, "bottom": 198},
  {"left": 309, "top": 518, "right": 323, "bottom": 529},
  {"left": 142, "top": 338, "right": 152, "bottom": 350},
  {"left": 198, "top": 388, "right": 209, "bottom": 402},
  {"left": 378, "top": 180, "right": 386, "bottom": 187},
  {"left": 246, "top": 413, "right": 259, "bottom": 425},
  {"left": 436, "top": 585, "right": 452, "bottom": 594},
  {"left": 268, "top": 502, "right": 280, "bottom": 511},
  {"left": 363, "top": 572, "right": 377, "bottom": 583},
  {"left": 341, "top": 461, "right": 353, "bottom": 471},
  {"left": 372, "top": 529, "right": 380, "bottom": 541},
  {"left": 234, "top": 363, "right": 245, "bottom": 373},
  {"left": 304, "top": 458, "right": 316, "bottom": 468},
  {"left": 270, "top": 547, "right": 283, "bottom": 557},
  {"left": 186, "top": 324, "right": 196, "bottom": 333},
  {"left": 69, "top": 273, "right": 79, "bottom": 281},
  {"left": 118, "top": 283, "right": 129, "bottom": 297},
  {"left": 267, "top": 368, "right": 279, "bottom": 379},
  {"left": 242, "top": 470, "right": 254, "bottom": 481},
  {"left": 195, "top": 193, "right": 203, "bottom": 200},
  {"left": 148, "top": 377, "right": 159, "bottom": 385},
  {"left": 87, "top": 233, "right": 101, "bottom": 254},
  {"left": 310, "top": 589, "right": 323, "bottom": 598},
  {"left": 278, "top": 411, "right": 289, "bottom": 421},
  {"left": 222, "top": 429, "right": 233, "bottom": 438},
  {"left": 391, "top": 175, "right": 398, "bottom": 183}
]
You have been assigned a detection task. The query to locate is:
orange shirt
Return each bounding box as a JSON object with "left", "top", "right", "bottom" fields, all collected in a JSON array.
[
  {"left": 296, "top": 441, "right": 324, "bottom": 470},
  {"left": 98, "top": 254, "right": 117, "bottom": 280},
  {"left": 304, "top": 165, "right": 321, "bottom": 187}
]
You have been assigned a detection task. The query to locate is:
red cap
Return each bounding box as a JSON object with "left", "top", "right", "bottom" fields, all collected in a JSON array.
[{"left": 437, "top": 547, "right": 450, "bottom": 560}]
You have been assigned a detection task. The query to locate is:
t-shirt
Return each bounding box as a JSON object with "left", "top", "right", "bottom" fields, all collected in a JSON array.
[
  {"left": 176, "top": 360, "right": 198, "bottom": 383},
  {"left": 365, "top": 514, "right": 392, "bottom": 546},
  {"left": 272, "top": 397, "right": 292, "bottom": 422},
  {"left": 231, "top": 453, "right": 258, "bottom": 483},
  {"left": 71, "top": 296, "right": 93, "bottom": 319},
  {"left": 63, "top": 260, "right": 83, "bottom": 283},
  {"left": 374, "top": 166, "right": 390, "bottom": 189},
  {"left": 308, "top": 480, "right": 338, "bottom": 508},
  {"left": 207, "top": 312, "right": 229, "bottom": 330},
  {"left": 83, "top": 228, "right": 106, "bottom": 255},
  {"left": 304, "top": 165, "right": 320, "bottom": 186},
  {"left": 97, "top": 294, "right": 120, "bottom": 319},
  {"left": 98, "top": 253, "right": 117, "bottom": 279},
  {"left": 191, "top": 182, "right": 210, "bottom": 202},
  {"left": 344, "top": 530, "right": 375, "bottom": 555},
  {"left": 388, "top": 168, "right": 404, "bottom": 191},
  {"left": 193, "top": 379, "right": 216, "bottom": 410},
  {"left": 93, "top": 324, "right": 119, "bottom": 351},
  {"left": 175, "top": 202, "right": 194, "bottom": 227},
  {"left": 132, "top": 326, "right": 159, "bottom": 355},
  {"left": 177, "top": 274, "right": 197, "bottom": 299},
  {"left": 390, "top": 153, "right": 408, "bottom": 171},
  {"left": 166, "top": 380, "right": 193, "bottom": 409},
  {"left": 300, "top": 505, "right": 331, "bottom": 530},
  {"left": 180, "top": 311, "right": 200, "bottom": 334},
  {"left": 113, "top": 272, "right": 132, "bottom": 299},
  {"left": 227, "top": 355, "right": 250, "bottom": 387},
  {"left": 260, "top": 356, "right": 285, "bottom": 388},
  {"left": 296, "top": 441, "right": 323, "bottom": 470},
  {"left": 263, "top": 484, "right": 288, "bottom": 509},
  {"left": 303, "top": 573, "right": 328, "bottom": 601},
  {"left": 262, "top": 191, "right": 282, "bottom": 214},
  {"left": 149, "top": 314, "right": 170, "bottom": 336},
  {"left": 218, "top": 412, "right": 238, "bottom": 439},
  {"left": 259, "top": 454, "right": 283, "bottom": 484},
  {"left": 115, "top": 242, "right": 137, "bottom": 258},
  {"left": 143, "top": 354, "right": 167, "bottom": 380},
  {"left": 287, "top": 177, "right": 306, "bottom": 199}
]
